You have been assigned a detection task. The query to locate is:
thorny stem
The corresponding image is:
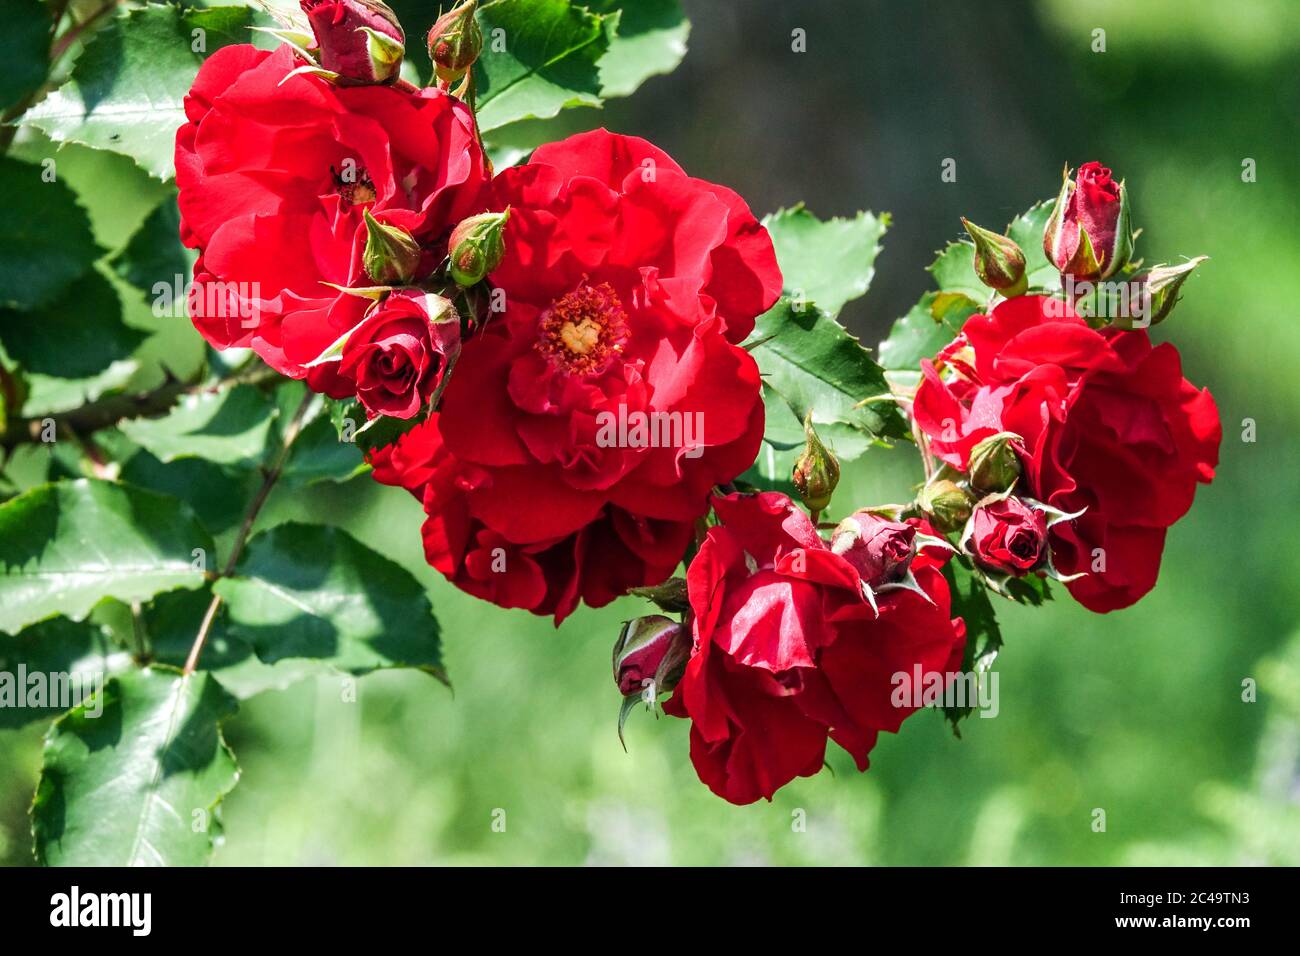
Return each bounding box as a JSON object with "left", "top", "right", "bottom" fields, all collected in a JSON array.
[{"left": 182, "top": 391, "right": 315, "bottom": 675}]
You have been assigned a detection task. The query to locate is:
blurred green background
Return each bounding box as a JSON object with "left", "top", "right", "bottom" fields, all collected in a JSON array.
[{"left": 2, "top": 0, "right": 1299, "bottom": 865}]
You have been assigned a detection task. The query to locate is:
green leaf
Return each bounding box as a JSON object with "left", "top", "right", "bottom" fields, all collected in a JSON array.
[
  {"left": 214, "top": 522, "right": 446, "bottom": 681},
  {"left": 32, "top": 666, "right": 239, "bottom": 866},
  {"left": 145, "top": 588, "right": 329, "bottom": 699},
  {"left": 473, "top": 0, "right": 614, "bottom": 133},
  {"left": 0, "top": 0, "right": 52, "bottom": 111},
  {"left": 0, "top": 156, "right": 101, "bottom": 311},
  {"left": 1007, "top": 199, "right": 1061, "bottom": 291},
  {"left": 0, "top": 479, "right": 215, "bottom": 633},
  {"left": 0, "top": 267, "right": 146, "bottom": 378},
  {"left": 878, "top": 290, "right": 981, "bottom": 371},
  {"left": 588, "top": 0, "right": 689, "bottom": 97},
  {"left": 119, "top": 449, "right": 258, "bottom": 534},
  {"left": 745, "top": 299, "right": 906, "bottom": 453},
  {"left": 110, "top": 194, "right": 194, "bottom": 298},
  {"left": 763, "top": 205, "right": 889, "bottom": 317},
  {"left": 325, "top": 394, "right": 422, "bottom": 458},
  {"left": 927, "top": 240, "right": 986, "bottom": 302},
  {"left": 942, "top": 557, "right": 1003, "bottom": 729},
  {"left": 119, "top": 385, "right": 276, "bottom": 467},
  {"left": 0, "top": 617, "right": 132, "bottom": 729},
  {"left": 271, "top": 384, "right": 366, "bottom": 486},
  {"left": 24, "top": 3, "right": 257, "bottom": 179}
]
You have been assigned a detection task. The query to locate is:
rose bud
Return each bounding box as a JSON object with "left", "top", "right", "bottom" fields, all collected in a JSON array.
[
  {"left": 967, "top": 496, "right": 1048, "bottom": 576},
  {"left": 967, "top": 432, "right": 1022, "bottom": 496},
  {"left": 1110, "top": 256, "right": 1208, "bottom": 331},
  {"left": 918, "top": 478, "right": 972, "bottom": 534},
  {"left": 1043, "top": 161, "right": 1134, "bottom": 282},
  {"left": 447, "top": 209, "right": 509, "bottom": 287},
  {"left": 427, "top": 0, "right": 483, "bottom": 84},
  {"left": 791, "top": 412, "right": 839, "bottom": 513},
  {"left": 830, "top": 510, "right": 917, "bottom": 588},
  {"left": 961, "top": 218, "right": 1027, "bottom": 296},
  {"left": 300, "top": 0, "right": 405, "bottom": 84},
  {"left": 339, "top": 292, "right": 460, "bottom": 418},
  {"left": 362, "top": 209, "right": 422, "bottom": 285},
  {"left": 613, "top": 615, "right": 689, "bottom": 698}
]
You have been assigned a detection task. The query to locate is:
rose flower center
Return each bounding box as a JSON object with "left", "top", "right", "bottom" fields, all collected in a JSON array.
[
  {"left": 331, "top": 164, "right": 377, "bottom": 207},
  {"left": 536, "top": 282, "right": 629, "bottom": 377}
]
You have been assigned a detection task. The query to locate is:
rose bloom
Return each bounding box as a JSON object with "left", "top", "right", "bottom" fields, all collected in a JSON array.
[
  {"left": 663, "top": 492, "right": 966, "bottom": 805},
  {"left": 175, "top": 44, "right": 487, "bottom": 381},
  {"left": 372, "top": 129, "right": 782, "bottom": 622},
  {"left": 967, "top": 497, "right": 1047, "bottom": 576},
  {"left": 913, "top": 295, "right": 1220, "bottom": 611},
  {"left": 336, "top": 292, "right": 459, "bottom": 419}
]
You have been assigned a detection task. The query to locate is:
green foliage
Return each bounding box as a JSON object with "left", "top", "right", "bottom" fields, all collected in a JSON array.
[
  {"left": 32, "top": 667, "right": 239, "bottom": 866},
  {"left": 119, "top": 385, "right": 277, "bottom": 467},
  {"left": 0, "top": 618, "right": 130, "bottom": 729},
  {"left": 0, "top": 479, "right": 214, "bottom": 634},
  {"left": 587, "top": 0, "right": 689, "bottom": 98},
  {"left": 942, "top": 557, "right": 1003, "bottom": 728},
  {"left": 213, "top": 522, "right": 446, "bottom": 681},
  {"left": 25, "top": 3, "right": 257, "bottom": 179},
  {"left": 0, "top": 157, "right": 101, "bottom": 311},
  {"left": 473, "top": 0, "right": 615, "bottom": 133},
  {"left": 0, "top": 0, "right": 51, "bottom": 111},
  {"left": 763, "top": 206, "right": 890, "bottom": 317}
]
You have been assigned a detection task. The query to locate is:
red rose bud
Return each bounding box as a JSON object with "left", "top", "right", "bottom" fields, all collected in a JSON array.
[
  {"left": 300, "top": 0, "right": 405, "bottom": 84},
  {"left": 339, "top": 292, "right": 460, "bottom": 418},
  {"left": 613, "top": 615, "right": 689, "bottom": 698},
  {"left": 1043, "top": 161, "right": 1133, "bottom": 282},
  {"left": 791, "top": 412, "right": 839, "bottom": 512},
  {"left": 961, "top": 218, "right": 1027, "bottom": 296},
  {"left": 447, "top": 209, "right": 509, "bottom": 287},
  {"left": 427, "top": 0, "right": 483, "bottom": 83},
  {"left": 967, "top": 496, "right": 1048, "bottom": 576},
  {"left": 831, "top": 511, "right": 917, "bottom": 588},
  {"left": 919, "top": 478, "right": 973, "bottom": 534},
  {"left": 967, "top": 432, "right": 1022, "bottom": 495},
  {"left": 1110, "top": 256, "right": 1208, "bottom": 331},
  {"left": 362, "top": 209, "right": 422, "bottom": 285}
]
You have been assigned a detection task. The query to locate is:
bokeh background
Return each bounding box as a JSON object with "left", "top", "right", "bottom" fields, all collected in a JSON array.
[{"left": 3, "top": 0, "right": 1299, "bottom": 865}]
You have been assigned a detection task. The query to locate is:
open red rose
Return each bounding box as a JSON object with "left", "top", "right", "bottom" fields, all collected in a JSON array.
[
  {"left": 967, "top": 496, "right": 1047, "bottom": 576},
  {"left": 175, "top": 43, "right": 487, "bottom": 379},
  {"left": 368, "top": 413, "right": 694, "bottom": 622},
  {"left": 337, "top": 292, "right": 459, "bottom": 419},
  {"left": 379, "top": 129, "right": 780, "bottom": 621},
  {"left": 663, "top": 492, "right": 966, "bottom": 805},
  {"left": 913, "top": 295, "right": 1220, "bottom": 611}
]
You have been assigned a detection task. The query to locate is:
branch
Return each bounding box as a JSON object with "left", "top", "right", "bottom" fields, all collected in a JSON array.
[{"left": 182, "top": 390, "right": 315, "bottom": 675}]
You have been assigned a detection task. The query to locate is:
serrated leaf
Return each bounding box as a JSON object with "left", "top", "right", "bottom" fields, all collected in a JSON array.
[
  {"left": 588, "top": 0, "right": 689, "bottom": 97},
  {"left": 120, "top": 449, "right": 258, "bottom": 534},
  {"left": 878, "top": 290, "right": 981, "bottom": 371},
  {"left": 119, "top": 385, "right": 276, "bottom": 467},
  {"left": 0, "top": 267, "right": 145, "bottom": 378},
  {"left": 32, "top": 667, "right": 239, "bottom": 866},
  {"left": 0, "top": 156, "right": 101, "bottom": 311},
  {"left": 145, "top": 587, "right": 329, "bottom": 699},
  {"left": 214, "top": 522, "right": 445, "bottom": 680},
  {"left": 270, "top": 383, "right": 366, "bottom": 485},
  {"left": 1007, "top": 198, "right": 1061, "bottom": 291},
  {"left": 763, "top": 205, "right": 889, "bottom": 317},
  {"left": 473, "top": 0, "right": 614, "bottom": 133},
  {"left": 24, "top": 4, "right": 257, "bottom": 179},
  {"left": 745, "top": 299, "right": 906, "bottom": 453},
  {"left": 0, "top": 479, "right": 215, "bottom": 633},
  {"left": 0, "top": 617, "right": 132, "bottom": 729},
  {"left": 0, "top": 0, "right": 52, "bottom": 111}
]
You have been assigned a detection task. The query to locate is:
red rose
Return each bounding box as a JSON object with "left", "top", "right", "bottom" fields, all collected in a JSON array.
[
  {"left": 829, "top": 510, "right": 916, "bottom": 587},
  {"left": 379, "top": 129, "right": 781, "bottom": 621},
  {"left": 1043, "top": 161, "right": 1131, "bottom": 281},
  {"left": 337, "top": 291, "right": 459, "bottom": 419},
  {"left": 175, "top": 44, "right": 487, "bottom": 379},
  {"left": 913, "top": 295, "right": 1220, "bottom": 611},
  {"left": 966, "top": 497, "right": 1047, "bottom": 576},
  {"left": 300, "top": 0, "right": 405, "bottom": 84},
  {"left": 368, "top": 413, "right": 694, "bottom": 622},
  {"left": 663, "top": 492, "right": 966, "bottom": 805}
]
